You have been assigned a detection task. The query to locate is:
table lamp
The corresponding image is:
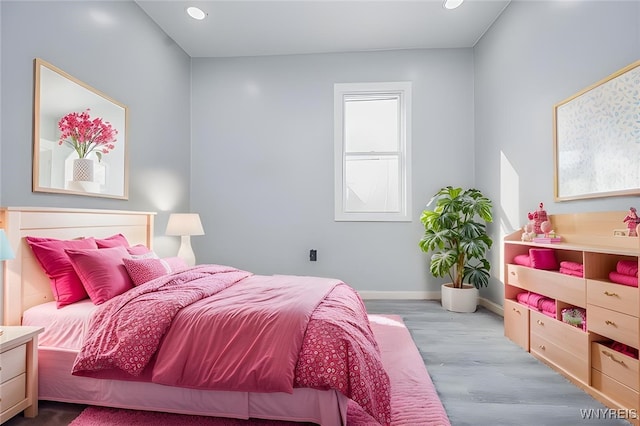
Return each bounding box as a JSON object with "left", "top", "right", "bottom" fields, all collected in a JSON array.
[
  {"left": 0, "top": 229, "right": 15, "bottom": 335},
  {"left": 165, "top": 213, "right": 205, "bottom": 266}
]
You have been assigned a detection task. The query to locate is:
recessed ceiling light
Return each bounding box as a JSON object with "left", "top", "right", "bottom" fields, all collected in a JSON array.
[
  {"left": 443, "top": 0, "right": 464, "bottom": 10},
  {"left": 186, "top": 6, "right": 207, "bottom": 20}
]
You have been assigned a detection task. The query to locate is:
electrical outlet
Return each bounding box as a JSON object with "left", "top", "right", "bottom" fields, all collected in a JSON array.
[{"left": 309, "top": 249, "right": 317, "bottom": 261}]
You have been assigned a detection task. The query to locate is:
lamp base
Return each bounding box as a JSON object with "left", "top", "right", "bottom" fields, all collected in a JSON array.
[{"left": 177, "top": 235, "right": 196, "bottom": 266}]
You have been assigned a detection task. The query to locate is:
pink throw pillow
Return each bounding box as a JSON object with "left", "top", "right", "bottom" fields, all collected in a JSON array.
[
  {"left": 65, "top": 245, "right": 133, "bottom": 305},
  {"left": 96, "top": 233, "right": 130, "bottom": 248},
  {"left": 127, "top": 244, "right": 156, "bottom": 257},
  {"left": 529, "top": 248, "right": 559, "bottom": 271},
  {"left": 26, "top": 236, "right": 98, "bottom": 307},
  {"left": 123, "top": 257, "right": 190, "bottom": 286}
]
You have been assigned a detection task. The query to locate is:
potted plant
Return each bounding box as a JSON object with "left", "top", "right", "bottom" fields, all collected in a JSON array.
[{"left": 419, "top": 186, "right": 493, "bottom": 312}]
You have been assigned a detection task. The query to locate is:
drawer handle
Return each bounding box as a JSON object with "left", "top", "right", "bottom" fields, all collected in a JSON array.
[
  {"left": 538, "top": 345, "right": 545, "bottom": 350},
  {"left": 605, "top": 320, "right": 617, "bottom": 327},
  {"left": 604, "top": 291, "right": 619, "bottom": 297},
  {"left": 602, "top": 350, "right": 626, "bottom": 366},
  {"left": 512, "top": 307, "right": 520, "bottom": 314},
  {"left": 537, "top": 319, "right": 544, "bottom": 326},
  {"left": 510, "top": 271, "right": 516, "bottom": 276}
]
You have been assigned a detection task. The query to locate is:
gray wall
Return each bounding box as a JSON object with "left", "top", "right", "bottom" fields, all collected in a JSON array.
[
  {"left": 0, "top": 1, "right": 192, "bottom": 256},
  {"left": 190, "top": 50, "right": 475, "bottom": 293},
  {"left": 474, "top": 0, "right": 640, "bottom": 304}
]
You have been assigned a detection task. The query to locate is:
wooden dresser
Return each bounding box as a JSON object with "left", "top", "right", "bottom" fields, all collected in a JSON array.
[{"left": 504, "top": 211, "right": 640, "bottom": 424}]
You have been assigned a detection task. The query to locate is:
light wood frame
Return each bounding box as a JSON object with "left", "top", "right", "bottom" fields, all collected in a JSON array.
[{"left": 553, "top": 60, "right": 640, "bottom": 201}]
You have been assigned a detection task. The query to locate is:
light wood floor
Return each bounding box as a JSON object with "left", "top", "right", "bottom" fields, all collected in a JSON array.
[{"left": 5, "top": 300, "right": 632, "bottom": 425}]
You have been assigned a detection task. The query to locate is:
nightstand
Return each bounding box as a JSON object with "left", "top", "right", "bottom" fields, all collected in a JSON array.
[{"left": 0, "top": 326, "right": 44, "bottom": 424}]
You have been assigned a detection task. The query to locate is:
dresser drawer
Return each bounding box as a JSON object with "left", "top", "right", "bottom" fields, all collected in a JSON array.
[
  {"left": 504, "top": 299, "right": 529, "bottom": 351},
  {"left": 0, "top": 344, "right": 26, "bottom": 383},
  {"left": 531, "top": 332, "right": 588, "bottom": 383},
  {"left": 530, "top": 310, "right": 588, "bottom": 352},
  {"left": 588, "top": 305, "right": 640, "bottom": 347},
  {"left": 507, "top": 265, "right": 585, "bottom": 307},
  {"left": 592, "top": 369, "right": 639, "bottom": 410},
  {"left": 587, "top": 279, "right": 639, "bottom": 317},
  {"left": 0, "top": 373, "right": 26, "bottom": 412},
  {"left": 592, "top": 342, "right": 639, "bottom": 391}
]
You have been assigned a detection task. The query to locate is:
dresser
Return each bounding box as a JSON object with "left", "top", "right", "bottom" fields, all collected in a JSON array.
[
  {"left": 504, "top": 211, "right": 640, "bottom": 424},
  {"left": 0, "top": 326, "right": 44, "bottom": 424}
]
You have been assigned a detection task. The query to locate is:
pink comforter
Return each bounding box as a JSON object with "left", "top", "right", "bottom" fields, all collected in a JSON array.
[{"left": 72, "top": 265, "right": 391, "bottom": 425}]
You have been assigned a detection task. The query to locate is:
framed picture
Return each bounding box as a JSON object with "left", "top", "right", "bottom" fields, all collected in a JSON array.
[
  {"left": 553, "top": 60, "right": 640, "bottom": 201},
  {"left": 613, "top": 229, "right": 628, "bottom": 237},
  {"left": 33, "top": 58, "right": 128, "bottom": 199}
]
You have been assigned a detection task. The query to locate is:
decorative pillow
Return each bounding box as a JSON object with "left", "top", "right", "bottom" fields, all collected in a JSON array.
[
  {"left": 528, "top": 248, "right": 558, "bottom": 271},
  {"left": 26, "top": 236, "right": 98, "bottom": 307},
  {"left": 127, "top": 244, "right": 157, "bottom": 258},
  {"left": 95, "top": 233, "right": 130, "bottom": 248},
  {"left": 65, "top": 245, "right": 133, "bottom": 305},
  {"left": 123, "top": 257, "right": 190, "bottom": 286}
]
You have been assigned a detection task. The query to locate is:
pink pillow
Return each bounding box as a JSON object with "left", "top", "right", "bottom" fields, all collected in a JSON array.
[
  {"left": 96, "top": 233, "right": 130, "bottom": 248},
  {"left": 65, "top": 245, "right": 133, "bottom": 305},
  {"left": 123, "top": 257, "right": 189, "bottom": 286},
  {"left": 529, "top": 248, "right": 558, "bottom": 271},
  {"left": 127, "top": 244, "right": 156, "bottom": 257},
  {"left": 26, "top": 236, "right": 98, "bottom": 307}
]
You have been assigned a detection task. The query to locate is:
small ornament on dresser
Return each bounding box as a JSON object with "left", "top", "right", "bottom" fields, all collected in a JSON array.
[
  {"left": 532, "top": 202, "right": 548, "bottom": 235},
  {"left": 521, "top": 212, "right": 536, "bottom": 242},
  {"left": 623, "top": 207, "right": 640, "bottom": 237}
]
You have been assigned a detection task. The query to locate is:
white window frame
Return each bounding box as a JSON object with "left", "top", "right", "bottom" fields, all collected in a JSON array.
[{"left": 334, "top": 81, "right": 412, "bottom": 222}]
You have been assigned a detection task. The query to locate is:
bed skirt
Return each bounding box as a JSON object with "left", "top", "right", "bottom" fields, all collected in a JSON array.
[{"left": 38, "top": 347, "right": 348, "bottom": 426}]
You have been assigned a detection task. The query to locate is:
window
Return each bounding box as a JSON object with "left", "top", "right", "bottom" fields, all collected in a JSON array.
[{"left": 334, "top": 82, "right": 412, "bottom": 221}]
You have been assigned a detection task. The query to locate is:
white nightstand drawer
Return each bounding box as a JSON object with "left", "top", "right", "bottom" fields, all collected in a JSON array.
[
  {"left": 0, "top": 373, "right": 26, "bottom": 411},
  {"left": 0, "top": 344, "right": 26, "bottom": 383}
]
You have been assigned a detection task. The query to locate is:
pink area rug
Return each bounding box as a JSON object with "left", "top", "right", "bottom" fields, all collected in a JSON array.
[{"left": 69, "top": 315, "right": 450, "bottom": 426}]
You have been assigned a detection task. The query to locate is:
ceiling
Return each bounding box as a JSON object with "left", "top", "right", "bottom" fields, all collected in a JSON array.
[{"left": 135, "top": 0, "right": 511, "bottom": 58}]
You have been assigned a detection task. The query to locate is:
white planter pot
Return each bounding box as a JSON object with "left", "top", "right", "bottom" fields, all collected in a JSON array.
[
  {"left": 73, "top": 158, "right": 94, "bottom": 182},
  {"left": 441, "top": 283, "right": 479, "bottom": 313}
]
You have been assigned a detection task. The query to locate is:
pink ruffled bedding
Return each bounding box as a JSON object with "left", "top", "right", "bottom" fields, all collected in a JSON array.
[{"left": 72, "top": 265, "right": 391, "bottom": 425}]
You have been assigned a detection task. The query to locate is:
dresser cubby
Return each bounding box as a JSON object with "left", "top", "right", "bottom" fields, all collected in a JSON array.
[{"left": 504, "top": 211, "right": 640, "bottom": 423}]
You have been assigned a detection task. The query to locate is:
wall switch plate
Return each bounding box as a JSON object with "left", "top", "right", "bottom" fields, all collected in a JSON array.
[{"left": 309, "top": 249, "right": 317, "bottom": 261}]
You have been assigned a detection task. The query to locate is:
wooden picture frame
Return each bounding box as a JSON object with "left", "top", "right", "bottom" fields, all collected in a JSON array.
[
  {"left": 33, "top": 58, "right": 129, "bottom": 199},
  {"left": 553, "top": 60, "right": 640, "bottom": 201}
]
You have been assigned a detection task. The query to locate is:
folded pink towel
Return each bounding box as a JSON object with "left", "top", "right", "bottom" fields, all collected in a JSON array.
[
  {"left": 616, "top": 260, "right": 638, "bottom": 277},
  {"left": 539, "top": 299, "right": 556, "bottom": 315},
  {"left": 542, "top": 309, "right": 556, "bottom": 319},
  {"left": 609, "top": 271, "right": 639, "bottom": 287},
  {"left": 560, "top": 261, "right": 584, "bottom": 272},
  {"left": 559, "top": 267, "right": 584, "bottom": 278},
  {"left": 513, "top": 254, "right": 531, "bottom": 267}
]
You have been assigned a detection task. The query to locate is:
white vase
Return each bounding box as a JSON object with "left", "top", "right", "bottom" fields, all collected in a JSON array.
[
  {"left": 73, "top": 158, "right": 94, "bottom": 182},
  {"left": 441, "top": 283, "right": 479, "bottom": 313}
]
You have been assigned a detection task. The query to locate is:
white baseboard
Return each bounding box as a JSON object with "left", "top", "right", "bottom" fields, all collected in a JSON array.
[{"left": 358, "top": 291, "right": 505, "bottom": 317}]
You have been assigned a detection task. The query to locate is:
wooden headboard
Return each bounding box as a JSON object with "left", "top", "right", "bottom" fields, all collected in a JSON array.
[{"left": 1, "top": 207, "right": 156, "bottom": 326}]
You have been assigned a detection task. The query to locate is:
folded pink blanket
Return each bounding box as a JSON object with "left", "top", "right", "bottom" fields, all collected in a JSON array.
[
  {"left": 539, "top": 299, "right": 556, "bottom": 315},
  {"left": 560, "top": 261, "right": 583, "bottom": 272},
  {"left": 616, "top": 260, "right": 638, "bottom": 277},
  {"left": 513, "top": 254, "right": 531, "bottom": 267},
  {"left": 609, "top": 271, "right": 638, "bottom": 287},
  {"left": 559, "top": 267, "right": 584, "bottom": 278}
]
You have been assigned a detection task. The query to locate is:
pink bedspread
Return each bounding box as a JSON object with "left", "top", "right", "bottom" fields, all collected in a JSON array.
[{"left": 72, "top": 265, "right": 391, "bottom": 425}]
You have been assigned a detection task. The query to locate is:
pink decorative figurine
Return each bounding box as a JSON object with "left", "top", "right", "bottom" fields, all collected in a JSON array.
[
  {"left": 533, "top": 202, "right": 548, "bottom": 235},
  {"left": 623, "top": 207, "right": 640, "bottom": 237}
]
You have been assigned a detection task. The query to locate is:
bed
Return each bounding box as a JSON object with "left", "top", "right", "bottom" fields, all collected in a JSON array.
[{"left": 1, "top": 207, "right": 390, "bottom": 425}]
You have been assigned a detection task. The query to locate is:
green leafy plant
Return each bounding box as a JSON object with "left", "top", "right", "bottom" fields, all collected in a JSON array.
[{"left": 419, "top": 186, "right": 493, "bottom": 289}]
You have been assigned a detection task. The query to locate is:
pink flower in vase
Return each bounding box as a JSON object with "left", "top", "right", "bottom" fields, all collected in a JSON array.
[{"left": 58, "top": 109, "right": 118, "bottom": 162}]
